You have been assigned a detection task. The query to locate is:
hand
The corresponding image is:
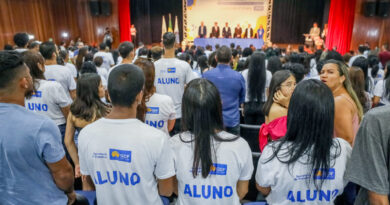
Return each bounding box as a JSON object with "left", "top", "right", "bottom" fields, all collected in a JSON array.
[
  {"left": 67, "top": 191, "right": 76, "bottom": 205},
  {"left": 75, "top": 164, "right": 81, "bottom": 178},
  {"left": 273, "top": 90, "right": 290, "bottom": 108}
]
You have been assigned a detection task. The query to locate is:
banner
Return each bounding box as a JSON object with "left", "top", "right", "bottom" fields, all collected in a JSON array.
[{"left": 186, "top": 0, "right": 269, "bottom": 41}]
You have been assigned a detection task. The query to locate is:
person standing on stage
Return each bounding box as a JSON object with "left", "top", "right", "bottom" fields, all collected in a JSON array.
[
  {"left": 211, "top": 22, "right": 220, "bottom": 38},
  {"left": 244, "top": 24, "right": 254, "bottom": 39},
  {"left": 257, "top": 25, "right": 265, "bottom": 40},
  {"left": 198, "top": 21, "right": 207, "bottom": 38},
  {"left": 234, "top": 24, "right": 243, "bottom": 38},
  {"left": 222, "top": 22, "right": 232, "bottom": 38},
  {"left": 131, "top": 24, "right": 137, "bottom": 46},
  {"left": 103, "top": 27, "right": 113, "bottom": 49},
  {"left": 321, "top": 24, "right": 328, "bottom": 42}
]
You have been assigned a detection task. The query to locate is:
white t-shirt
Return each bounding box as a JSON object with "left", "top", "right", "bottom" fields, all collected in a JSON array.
[
  {"left": 374, "top": 79, "right": 390, "bottom": 105},
  {"left": 65, "top": 63, "right": 78, "bottom": 79},
  {"left": 25, "top": 80, "right": 72, "bottom": 125},
  {"left": 94, "top": 51, "right": 115, "bottom": 71},
  {"left": 44, "top": 64, "right": 76, "bottom": 98},
  {"left": 368, "top": 68, "right": 385, "bottom": 85},
  {"left": 154, "top": 58, "right": 196, "bottom": 119},
  {"left": 169, "top": 131, "right": 254, "bottom": 205},
  {"left": 78, "top": 118, "right": 175, "bottom": 205},
  {"left": 256, "top": 138, "right": 352, "bottom": 205},
  {"left": 145, "top": 93, "right": 176, "bottom": 135},
  {"left": 97, "top": 66, "right": 108, "bottom": 82},
  {"left": 241, "top": 69, "right": 272, "bottom": 102}
]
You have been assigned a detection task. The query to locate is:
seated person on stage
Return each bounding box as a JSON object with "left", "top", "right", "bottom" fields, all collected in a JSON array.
[
  {"left": 198, "top": 21, "right": 207, "bottom": 38},
  {"left": 234, "top": 24, "right": 242, "bottom": 38},
  {"left": 309, "top": 22, "right": 321, "bottom": 40},
  {"left": 222, "top": 22, "right": 232, "bottom": 38},
  {"left": 211, "top": 22, "right": 220, "bottom": 38},
  {"left": 244, "top": 24, "right": 254, "bottom": 39},
  {"left": 256, "top": 25, "right": 265, "bottom": 40}
]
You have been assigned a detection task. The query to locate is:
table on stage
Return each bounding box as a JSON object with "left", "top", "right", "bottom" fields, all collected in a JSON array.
[{"left": 194, "top": 38, "right": 264, "bottom": 49}]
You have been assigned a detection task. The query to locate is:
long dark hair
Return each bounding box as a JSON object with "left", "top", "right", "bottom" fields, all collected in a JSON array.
[
  {"left": 134, "top": 58, "right": 156, "bottom": 122},
  {"left": 70, "top": 73, "right": 107, "bottom": 121},
  {"left": 262, "top": 70, "right": 294, "bottom": 116},
  {"left": 180, "top": 79, "right": 238, "bottom": 178},
  {"left": 348, "top": 67, "right": 368, "bottom": 112},
  {"left": 23, "top": 51, "right": 45, "bottom": 82},
  {"left": 368, "top": 55, "right": 380, "bottom": 78},
  {"left": 352, "top": 57, "right": 371, "bottom": 92},
  {"left": 266, "top": 79, "right": 341, "bottom": 189},
  {"left": 384, "top": 62, "right": 390, "bottom": 101},
  {"left": 248, "top": 51, "right": 266, "bottom": 102},
  {"left": 76, "top": 47, "right": 88, "bottom": 71}
]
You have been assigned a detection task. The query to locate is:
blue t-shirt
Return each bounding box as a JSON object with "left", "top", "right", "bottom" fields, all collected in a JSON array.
[
  {"left": 203, "top": 64, "right": 246, "bottom": 127},
  {"left": 0, "top": 103, "right": 67, "bottom": 205}
]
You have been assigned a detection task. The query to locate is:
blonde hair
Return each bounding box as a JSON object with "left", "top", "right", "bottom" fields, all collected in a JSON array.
[{"left": 327, "top": 60, "right": 363, "bottom": 121}]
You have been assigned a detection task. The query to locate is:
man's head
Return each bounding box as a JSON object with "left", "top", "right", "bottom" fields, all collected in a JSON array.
[
  {"left": 151, "top": 46, "right": 163, "bottom": 61},
  {"left": 76, "top": 42, "right": 84, "bottom": 49},
  {"left": 248, "top": 24, "right": 251, "bottom": 28},
  {"left": 237, "top": 24, "right": 240, "bottom": 27},
  {"left": 162, "top": 32, "right": 176, "bottom": 49},
  {"left": 28, "top": 41, "right": 40, "bottom": 52},
  {"left": 214, "top": 22, "right": 218, "bottom": 26},
  {"left": 358, "top": 45, "right": 366, "bottom": 54},
  {"left": 39, "top": 41, "right": 57, "bottom": 61},
  {"left": 0, "top": 51, "right": 33, "bottom": 99},
  {"left": 131, "top": 24, "right": 135, "bottom": 28},
  {"left": 99, "top": 42, "right": 107, "bottom": 51},
  {"left": 382, "top": 44, "right": 389, "bottom": 51},
  {"left": 225, "top": 22, "right": 229, "bottom": 27},
  {"left": 201, "top": 21, "right": 204, "bottom": 26},
  {"left": 118, "top": 41, "right": 134, "bottom": 59},
  {"left": 108, "top": 64, "right": 145, "bottom": 108},
  {"left": 13, "top": 33, "right": 29, "bottom": 48},
  {"left": 216, "top": 46, "right": 232, "bottom": 64},
  {"left": 94, "top": 56, "right": 103, "bottom": 67},
  {"left": 313, "top": 22, "right": 318, "bottom": 28}
]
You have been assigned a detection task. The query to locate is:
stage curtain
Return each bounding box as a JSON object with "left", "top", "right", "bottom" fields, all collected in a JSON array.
[
  {"left": 326, "top": 0, "right": 356, "bottom": 54},
  {"left": 130, "top": 0, "right": 182, "bottom": 44},
  {"left": 118, "top": 0, "right": 131, "bottom": 42},
  {"left": 271, "top": 0, "right": 326, "bottom": 44}
]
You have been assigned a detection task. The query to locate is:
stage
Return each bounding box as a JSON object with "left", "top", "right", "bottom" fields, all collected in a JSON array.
[{"left": 194, "top": 38, "right": 265, "bottom": 49}]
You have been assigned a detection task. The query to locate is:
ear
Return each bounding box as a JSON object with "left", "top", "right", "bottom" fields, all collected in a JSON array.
[
  {"left": 136, "top": 90, "right": 143, "bottom": 104},
  {"left": 340, "top": 75, "right": 346, "bottom": 84}
]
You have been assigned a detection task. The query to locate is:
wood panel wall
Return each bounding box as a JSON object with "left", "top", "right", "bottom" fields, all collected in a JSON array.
[
  {"left": 0, "top": 0, "right": 120, "bottom": 49},
  {"left": 350, "top": 0, "right": 390, "bottom": 51}
]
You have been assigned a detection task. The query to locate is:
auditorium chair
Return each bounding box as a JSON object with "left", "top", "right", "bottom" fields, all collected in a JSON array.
[{"left": 239, "top": 124, "right": 261, "bottom": 153}]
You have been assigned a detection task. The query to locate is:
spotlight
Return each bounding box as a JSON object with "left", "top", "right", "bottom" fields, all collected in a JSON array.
[
  {"left": 62, "top": 32, "right": 69, "bottom": 38},
  {"left": 28, "top": 34, "right": 35, "bottom": 40}
]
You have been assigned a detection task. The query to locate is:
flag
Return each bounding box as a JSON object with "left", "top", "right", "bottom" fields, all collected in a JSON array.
[
  {"left": 161, "top": 15, "right": 167, "bottom": 40},
  {"left": 174, "top": 16, "right": 180, "bottom": 44},
  {"left": 168, "top": 13, "right": 173, "bottom": 32}
]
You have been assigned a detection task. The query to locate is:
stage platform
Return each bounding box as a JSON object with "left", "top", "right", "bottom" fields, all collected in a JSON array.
[{"left": 194, "top": 38, "right": 264, "bottom": 49}]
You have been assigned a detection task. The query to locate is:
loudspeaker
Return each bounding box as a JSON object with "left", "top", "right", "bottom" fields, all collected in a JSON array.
[
  {"left": 363, "top": 2, "right": 376, "bottom": 17},
  {"left": 100, "top": 1, "right": 112, "bottom": 16},
  {"left": 89, "top": 1, "right": 100, "bottom": 16},
  {"left": 377, "top": 1, "right": 390, "bottom": 17}
]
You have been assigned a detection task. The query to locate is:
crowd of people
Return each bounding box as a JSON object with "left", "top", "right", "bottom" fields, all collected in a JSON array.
[{"left": 1, "top": 31, "right": 390, "bottom": 205}]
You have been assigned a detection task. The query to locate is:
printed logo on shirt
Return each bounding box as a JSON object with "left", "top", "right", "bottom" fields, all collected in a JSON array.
[
  {"left": 313, "top": 168, "right": 335, "bottom": 180},
  {"left": 294, "top": 168, "right": 335, "bottom": 181},
  {"left": 109, "top": 149, "right": 131, "bottom": 163},
  {"left": 191, "top": 163, "right": 227, "bottom": 175},
  {"left": 167, "top": 67, "right": 176, "bottom": 73},
  {"left": 146, "top": 107, "right": 159, "bottom": 114},
  {"left": 27, "top": 102, "right": 48, "bottom": 112},
  {"left": 210, "top": 163, "right": 227, "bottom": 175},
  {"left": 31, "top": 91, "right": 42, "bottom": 98}
]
